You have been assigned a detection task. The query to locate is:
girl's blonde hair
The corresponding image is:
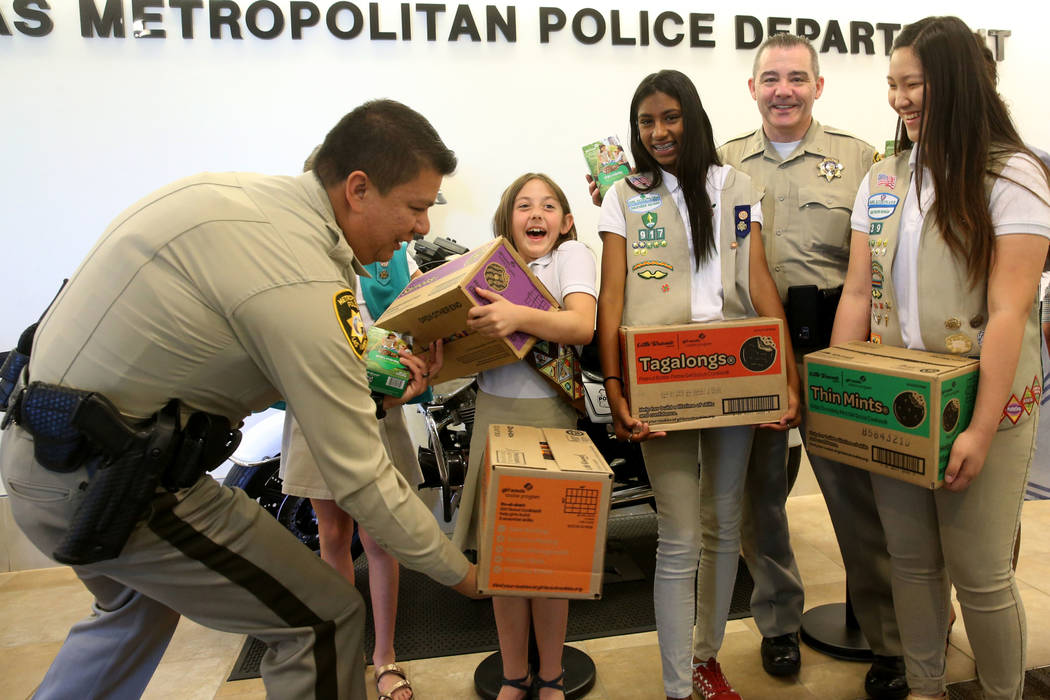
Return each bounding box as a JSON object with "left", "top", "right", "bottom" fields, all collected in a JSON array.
[{"left": 492, "top": 173, "right": 577, "bottom": 251}]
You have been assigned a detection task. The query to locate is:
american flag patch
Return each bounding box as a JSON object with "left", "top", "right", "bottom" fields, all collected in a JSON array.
[{"left": 877, "top": 174, "right": 896, "bottom": 190}]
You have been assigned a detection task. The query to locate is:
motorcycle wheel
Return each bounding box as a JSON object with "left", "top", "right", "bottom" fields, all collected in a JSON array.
[
  {"left": 225, "top": 460, "right": 284, "bottom": 520},
  {"left": 276, "top": 495, "right": 363, "bottom": 560}
]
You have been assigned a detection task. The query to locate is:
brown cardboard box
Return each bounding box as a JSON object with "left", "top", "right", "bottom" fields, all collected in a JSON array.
[
  {"left": 475, "top": 424, "right": 613, "bottom": 599},
  {"left": 374, "top": 238, "right": 558, "bottom": 383},
  {"left": 805, "top": 341, "right": 980, "bottom": 489},
  {"left": 619, "top": 318, "right": 788, "bottom": 431}
]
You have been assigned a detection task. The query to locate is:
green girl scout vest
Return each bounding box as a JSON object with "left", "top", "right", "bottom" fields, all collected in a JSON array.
[
  {"left": 866, "top": 151, "right": 1043, "bottom": 430},
  {"left": 361, "top": 243, "right": 411, "bottom": 316},
  {"left": 615, "top": 169, "right": 762, "bottom": 327}
]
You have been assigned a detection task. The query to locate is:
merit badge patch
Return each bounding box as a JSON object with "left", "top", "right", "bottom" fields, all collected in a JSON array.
[
  {"left": 817, "top": 157, "right": 844, "bottom": 182},
  {"left": 734, "top": 205, "right": 751, "bottom": 237},
  {"left": 867, "top": 193, "right": 899, "bottom": 220},
  {"left": 870, "top": 261, "right": 884, "bottom": 289},
  {"left": 626, "top": 192, "right": 662, "bottom": 213},
  {"left": 632, "top": 260, "right": 672, "bottom": 279},
  {"left": 334, "top": 289, "right": 367, "bottom": 360}
]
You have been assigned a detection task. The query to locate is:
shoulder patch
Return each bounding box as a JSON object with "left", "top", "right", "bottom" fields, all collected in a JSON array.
[
  {"left": 333, "top": 289, "right": 367, "bottom": 360},
  {"left": 873, "top": 152, "right": 883, "bottom": 163}
]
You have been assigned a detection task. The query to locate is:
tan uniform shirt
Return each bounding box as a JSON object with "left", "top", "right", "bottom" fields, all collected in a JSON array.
[
  {"left": 30, "top": 171, "right": 469, "bottom": 585},
  {"left": 719, "top": 121, "right": 876, "bottom": 300}
]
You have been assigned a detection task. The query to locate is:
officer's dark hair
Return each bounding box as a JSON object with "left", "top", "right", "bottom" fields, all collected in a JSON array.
[
  {"left": 313, "top": 100, "right": 457, "bottom": 193},
  {"left": 753, "top": 33, "right": 820, "bottom": 78},
  {"left": 628, "top": 69, "right": 719, "bottom": 266},
  {"left": 892, "top": 16, "right": 1049, "bottom": 284}
]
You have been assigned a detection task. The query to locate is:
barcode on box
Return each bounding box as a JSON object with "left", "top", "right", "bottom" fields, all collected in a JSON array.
[
  {"left": 495, "top": 449, "right": 527, "bottom": 465},
  {"left": 386, "top": 378, "right": 406, "bottom": 389},
  {"left": 871, "top": 445, "right": 925, "bottom": 475},
  {"left": 723, "top": 395, "right": 780, "bottom": 414}
]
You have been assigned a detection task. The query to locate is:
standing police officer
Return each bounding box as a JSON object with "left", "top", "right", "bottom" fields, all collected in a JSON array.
[
  {"left": 0, "top": 99, "right": 477, "bottom": 699},
  {"left": 713, "top": 34, "right": 907, "bottom": 699}
]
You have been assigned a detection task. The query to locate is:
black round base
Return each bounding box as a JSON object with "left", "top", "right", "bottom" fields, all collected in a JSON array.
[
  {"left": 800, "top": 602, "right": 874, "bottom": 662},
  {"left": 473, "top": 646, "right": 596, "bottom": 699}
]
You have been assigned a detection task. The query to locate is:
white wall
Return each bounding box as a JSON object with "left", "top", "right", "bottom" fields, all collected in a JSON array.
[{"left": 2, "top": 1, "right": 1047, "bottom": 347}]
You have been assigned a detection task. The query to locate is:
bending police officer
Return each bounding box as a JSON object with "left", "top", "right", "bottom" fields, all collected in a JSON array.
[{"left": 0, "top": 99, "right": 477, "bottom": 700}]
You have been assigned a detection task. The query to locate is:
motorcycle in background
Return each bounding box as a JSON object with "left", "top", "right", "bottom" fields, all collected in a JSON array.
[{"left": 222, "top": 236, "right": 655, "bottom": 552}]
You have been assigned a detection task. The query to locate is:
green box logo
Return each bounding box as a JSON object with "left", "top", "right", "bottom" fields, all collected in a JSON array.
[{"left": 808, "top": 363, "right": 931, "bottom": 438}]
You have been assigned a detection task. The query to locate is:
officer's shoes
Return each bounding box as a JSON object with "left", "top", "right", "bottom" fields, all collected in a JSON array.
[
  {"left": 864, "top": 655, "right": 909, "bottom": 699},
  {"left": 760, "top": 632, "right": 801, "bottom": 676}
]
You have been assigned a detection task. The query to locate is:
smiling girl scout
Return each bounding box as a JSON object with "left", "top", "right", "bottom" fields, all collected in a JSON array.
[
  {"left": 596, "top": 69, "right": 800, "bottom": 700},
  {"left": 834, "top": 16, "right": 1050, "bottom": 700}
]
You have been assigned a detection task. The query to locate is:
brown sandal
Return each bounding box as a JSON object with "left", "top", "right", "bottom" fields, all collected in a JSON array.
[{"left": 374, "top": 662, "right": 413, "bottom": 700}]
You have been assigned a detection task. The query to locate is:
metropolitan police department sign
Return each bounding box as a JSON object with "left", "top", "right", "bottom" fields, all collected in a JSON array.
[{"left": 0, "top": 3, "right": 1012, "bottom": 59}]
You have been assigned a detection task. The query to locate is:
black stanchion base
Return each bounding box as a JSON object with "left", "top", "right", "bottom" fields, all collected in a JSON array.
[
  {"left": 800, "top": 603, "right": 874, "bottom": 662},
  {"left": 473, "top": 645, "right": 596, "bottom": 699}
]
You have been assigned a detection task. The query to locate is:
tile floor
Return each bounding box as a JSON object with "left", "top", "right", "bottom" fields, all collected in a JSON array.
[{"left": 3, "top": 495, "right": 1050, "bottom": 699}]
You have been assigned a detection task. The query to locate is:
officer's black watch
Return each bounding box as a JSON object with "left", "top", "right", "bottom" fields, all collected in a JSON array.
[{"left": 370, "top": 391, "right": 387, "bottom": 420}]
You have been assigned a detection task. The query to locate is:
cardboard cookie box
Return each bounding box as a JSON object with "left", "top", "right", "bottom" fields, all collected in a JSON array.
[
  {"left": 374, "top": 238, "right": 558, "bottom": 384},
  {"left": 475, "top": 424, "right": 613, "bottom": 599},
  {"left": 805, "top": 341, "right": 979, "bottom": 489},
  {"left": 364, "top": 327, "right": 411, "bottom": 398},
  {"left": 619, "top": 318, "right": 788, "bottom": 431}
]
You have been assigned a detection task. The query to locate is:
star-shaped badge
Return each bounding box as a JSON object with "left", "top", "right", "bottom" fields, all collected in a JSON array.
[{"left": 818, "top": 158, "right": 844, "bottom": 182}]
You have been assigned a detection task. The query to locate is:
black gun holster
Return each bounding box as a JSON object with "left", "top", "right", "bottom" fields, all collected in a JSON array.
[
  {"left": 785, "top": 285, "right": 843, "bottom": 354},
  {"left": 6, "top": 382, "right": 241, "bottom": 565}
]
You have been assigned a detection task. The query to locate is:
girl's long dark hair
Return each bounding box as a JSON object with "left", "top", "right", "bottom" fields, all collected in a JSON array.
[
  {"left": 894, "top": 16, "right": 1049, "bottom": 284},
  {"left": 628, "top": 70, "right": 721, "bottom": 266}
]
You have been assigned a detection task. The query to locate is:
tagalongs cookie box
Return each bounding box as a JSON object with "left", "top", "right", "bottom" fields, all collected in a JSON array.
[
  {"left": 619, "top": 318, "right": 788, "bottom": 431},
  {"left": 805, "top": 341, "right": 980, "bottom": 489}
]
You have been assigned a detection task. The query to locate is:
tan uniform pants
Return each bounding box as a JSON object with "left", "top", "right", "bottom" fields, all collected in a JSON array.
[
  {"left": 871, "top": 413, "right": 1037, "bottom": 699},
  {"left": 1, "top": 423, "right": 366, "bottom": 699}
]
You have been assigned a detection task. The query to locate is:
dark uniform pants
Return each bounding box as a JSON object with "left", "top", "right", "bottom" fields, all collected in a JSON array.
[
  {"left": 1, "top": 424, "right": 366, "bottom": 699},
  {"left": 739, "top": 367, "right": 901, "bottom": 656}
]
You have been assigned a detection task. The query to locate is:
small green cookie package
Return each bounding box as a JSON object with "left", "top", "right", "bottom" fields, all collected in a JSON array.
[
  {"left": 582, "top": 136, "right": 631, "bottom": 198},
  {"left": 366, "top": 327, "right": 412, "bottom": 398}
]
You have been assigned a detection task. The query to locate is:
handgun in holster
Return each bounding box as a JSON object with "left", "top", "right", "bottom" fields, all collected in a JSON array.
[{"left": 51, "top": 394, "right": 180, "bottom": 566}]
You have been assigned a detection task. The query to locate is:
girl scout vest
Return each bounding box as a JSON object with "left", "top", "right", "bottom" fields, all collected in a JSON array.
[
  {"left": 360, "top": 243, "right": 410, "bottom": 316},
  {"left": 866, "top": 152, "right": 1042, "bottom": 430},
  {"left": 614, "top": 169, "right": 761, "bottom": 327}
]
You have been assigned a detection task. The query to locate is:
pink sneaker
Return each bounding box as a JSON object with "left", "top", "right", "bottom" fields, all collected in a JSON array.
[{"left": 692, "top": 657, "right": 742, "bottom": 700}]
